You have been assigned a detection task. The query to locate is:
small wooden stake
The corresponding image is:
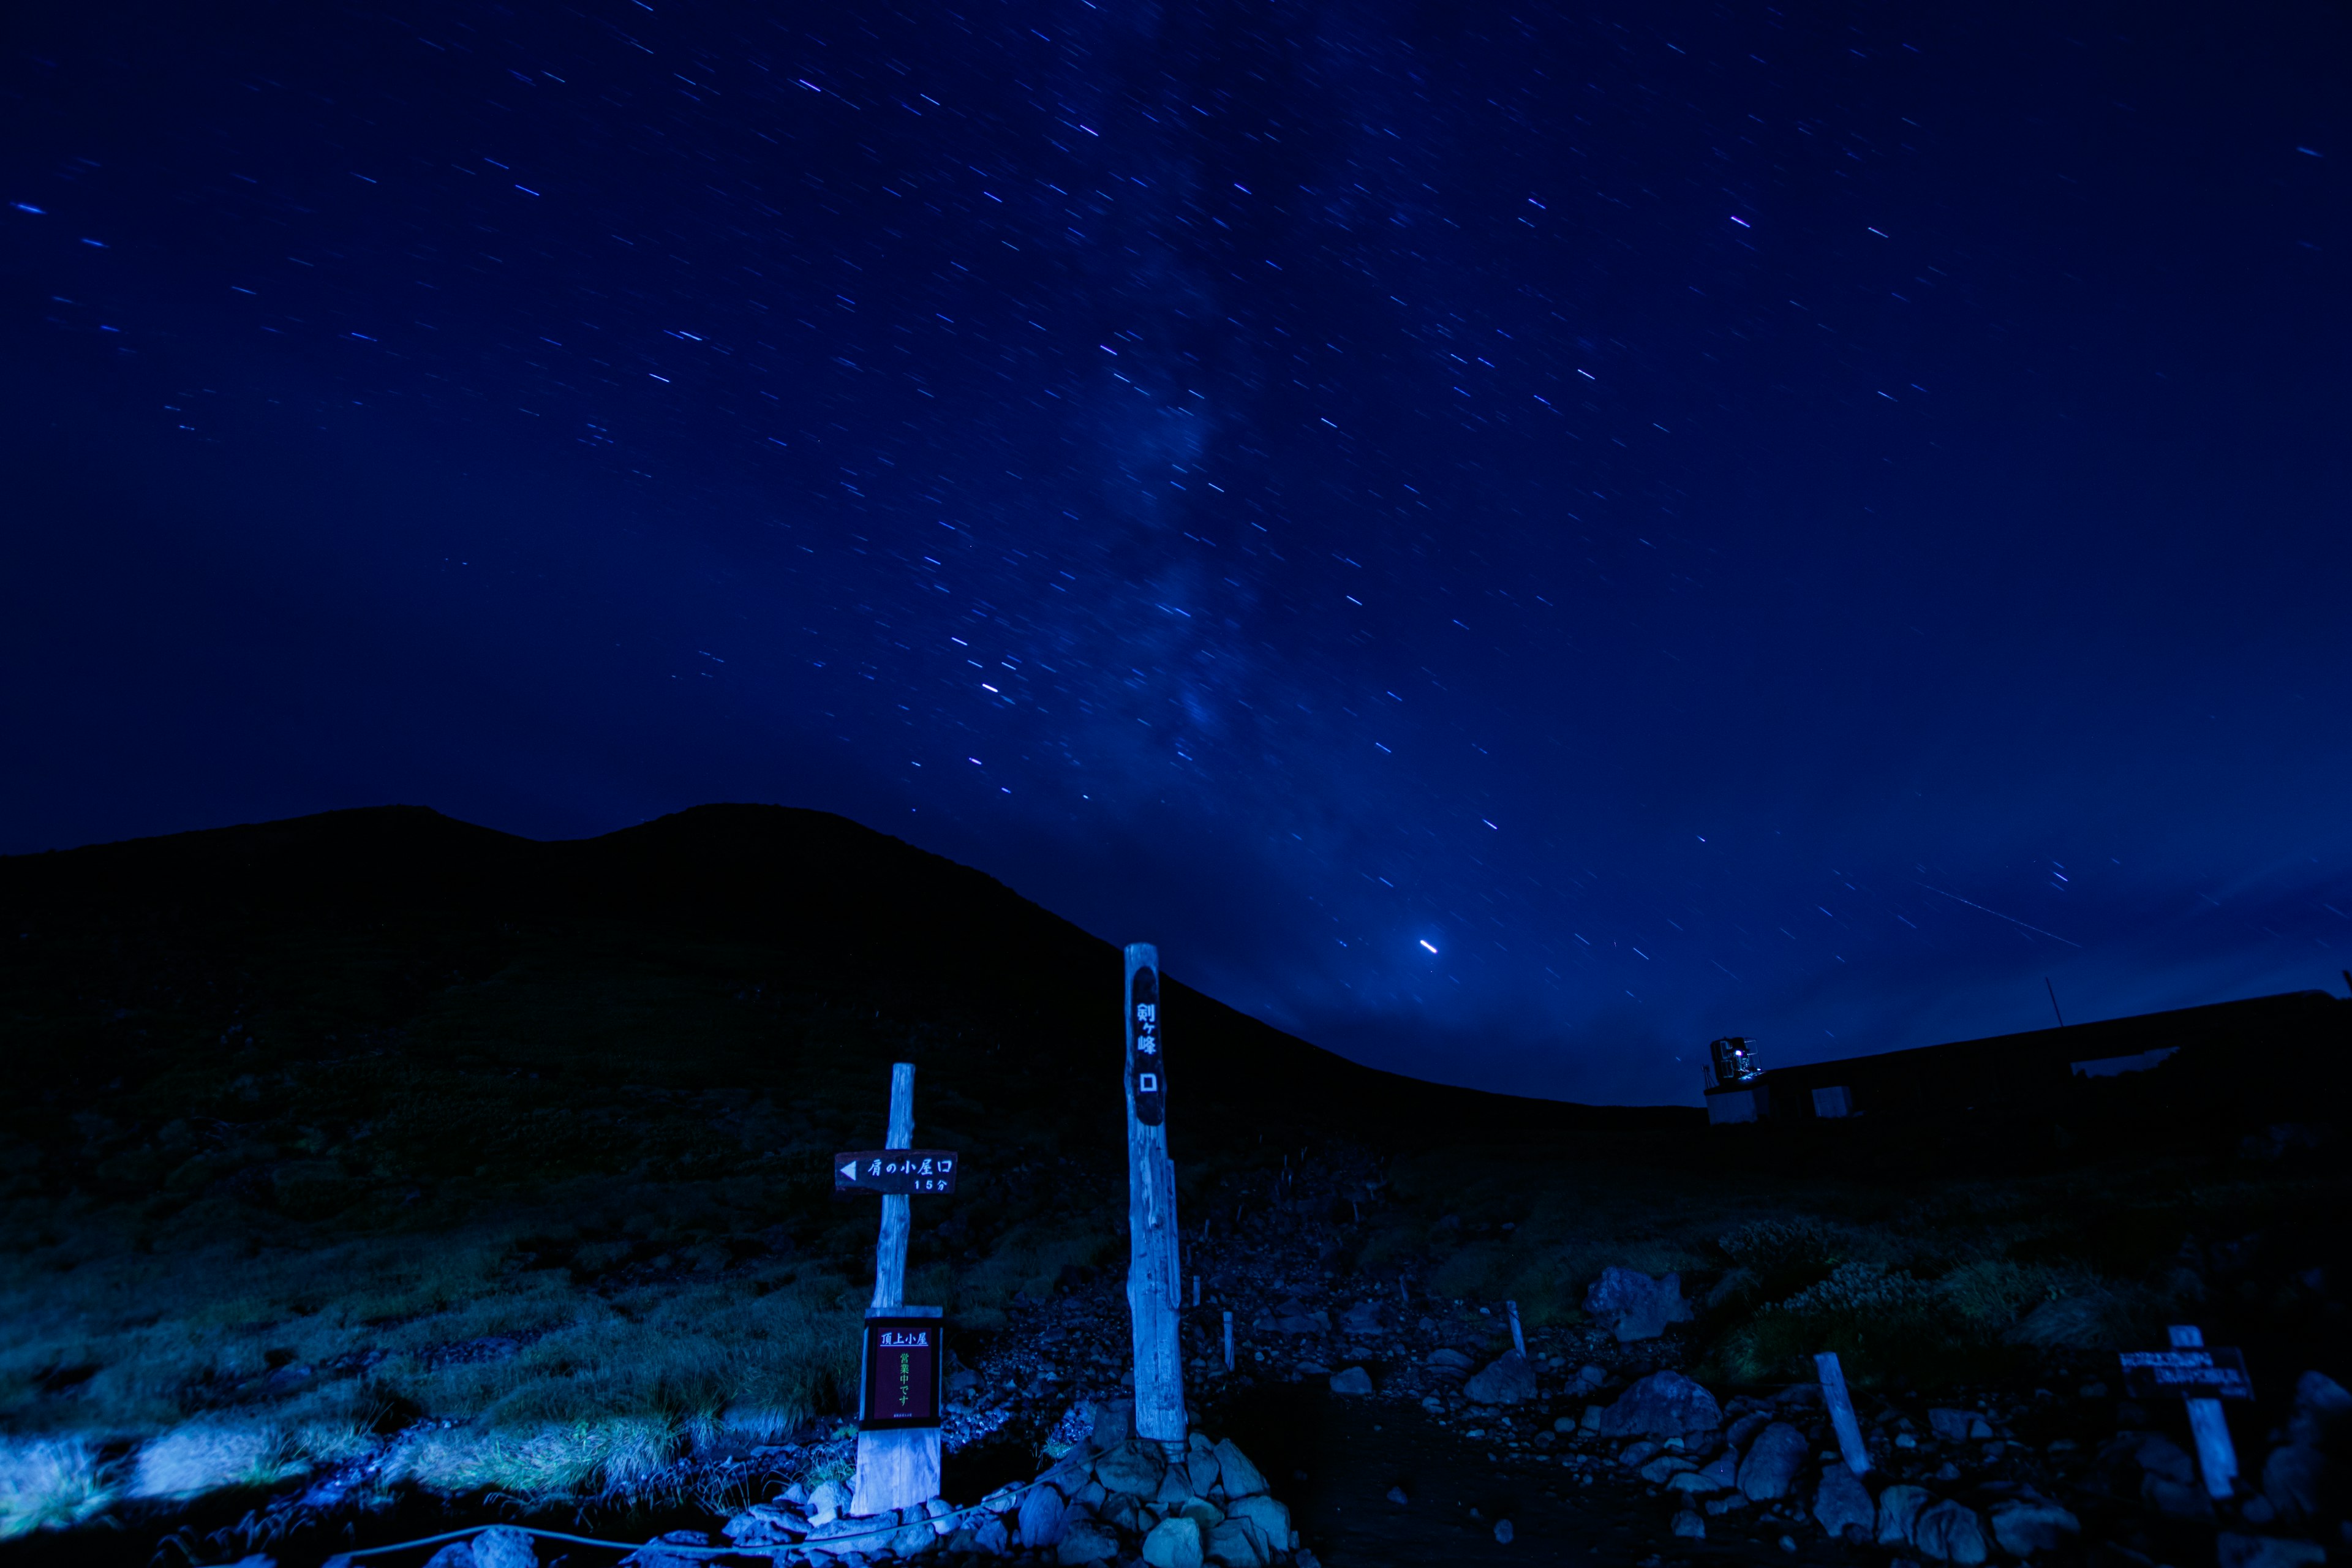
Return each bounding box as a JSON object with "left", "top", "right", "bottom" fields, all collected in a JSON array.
[
  {"left": 2170, "top": 1325, "right": 2238, "bottom": 1497},
  {"left": 1506, "top": 1300, "right": 1526, "bottom": 1357},
  {"left": 1124, "top": 944, "right": 1187, "bottom": 1445},
  {"left": 1814, "top": 1352, "right": 1871, "bottom": 1476},
  {"left": 1223, "top": 1310, "right": 1234, "bottom": 1373},
  {"left": 852, "top": 1064, "right": 940, "bottom": 1516}
]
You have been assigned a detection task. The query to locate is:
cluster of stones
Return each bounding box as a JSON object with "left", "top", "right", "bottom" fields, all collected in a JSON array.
[
  {"left": 714, "top": 1429, "right": 1298, "bottom": 1567},
  {"left": 1577, "top": 1369, "right": 2082, "bottom": 1562}
]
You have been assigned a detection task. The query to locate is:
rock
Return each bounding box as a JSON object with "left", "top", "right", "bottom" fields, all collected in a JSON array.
[
  {"left": 1875, "top": 1483, "right": 1930, "bottom": 1546},
  {"left": 620, "top": 1531, "right": 710, "bottom": 1568},
  {"left": 1215, "top": 1439, "right": 1268, "bottom": 1499},
  {"left": 1426, "top": 1347, "right": 1476, "bottom": 1378},
  {"left": 888, "top": 1516, "right": 938, "bottom": 1558},
  {"left": 421, "top": 1548, "right": 473, "bottom": 1568},
  {"left": 1726, "top": 1411, "right": 1771, "bottom": 1452},
  {"left": 1090, "top": 1398, "right": 1137, "bottom": 1448},
  {"left": 1989, "top": 1501, "right": 2079, "bottom": 1556},
  {"left": 1330, "top": 1366, "right": 1374, "bottom": 1395},
  {"left": 1387, "top": 1486, "right": 1410, "bottom": 1505},
  {"left": 1340, "top": 1300, "right": 1386, "bottom": 1335},
  {"left": 1230, "top": 1494, "right": 1290, "bottom": 1547},
  {"left": 1600, "top": 1371, "right": 1722, "bottom": 1439},
  {"left": 1465, "top": 1351, "right": 1538, "bottom": 1405},
  {"left": 1186, "top": 1449, "right": 1221, "bottom": 1498},
  {"left": 2217, "top": 1535, "right": 2327, "bottom": 1568},
  {"left": 974, "top": 1517, "right": 1011, "bottom": 1555},
  {"left": 1666, "top": 1471, "right": 1720, "bottom": 1496},
  {"left": 1268, "top": 1299, "right": 1331, "bottom": 1334},
  {"left": 1928, "top": 1409, "right": 1975, "bottom": 1442},
  {"left": 2262, "top": 1442, "right": 2326, "bottom": 1521},
  {"left": 1057, "top": 1517, "right": 1120, "bottom": 1564},
  {"left": 1619, "top": 1441, "right": 1664, "bottom": 1467},
  {"left": 1697, "top": 1454, "right": 1739, "bottom": 1491},
  {"left": 1583, "top": 1267, "right": 1695, "bottom": 1342},
  {"left": 1811, "top": 1466, "right": 1873, "bottom": 1539},
  {"left": 1494, "top": 1518, "right": 1516, "bottom": 1544},
  {"left": 1019, "top": 1485, "right": 1069, "bottom": 1548},
  {"left": 467, "top": 1530, "right": 535, "bottom": 1568},
  {"left": 1206, "top": 1517, "right": 1269, "bottom": 1568},
  {"left": 1579, "top": 1404, "right": 1604, "bottom": 1434},
  {"left": 808, "top": 1479, "right": 850, "bottom": 1526},
  {"left": 1155, "top": 1463, "right": 1197, "bottom": 1505},
  {"left": 2141, "top": 1473, "right": 2214, "bottom": 1522},
  {"left": 1096, "top": 1440, "right": 1168, "bottom": 1498},
  {"left": 1638, "top": 1455, "right": 1696, "bottom": 1484},
  {"left": 2289, "top": 1369, "right": 2352, "bottom": 1444},
  {"left": 1910, "top": 1501, "right": 1989, "bottom": 1565},
  {"left": 1144, "top": 1517, "right": 1205, "bottom": 1568},
  {"left": 1738, "top": 1422, "right": 1807, "bottom": 1500},
  {"left": 1671, "top": 1509, "right": 1707, "bottom": 1539},
  {"left": 2130, "top": 1432, "right": 2198, "bottom": 1486},
  {"left": 1572, "top": 1364, "right": 1610, "bottom": 1394}
]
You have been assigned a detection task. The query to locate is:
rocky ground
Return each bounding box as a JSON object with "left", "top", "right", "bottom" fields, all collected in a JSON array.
[{"left": 359, "top": 1163, "right": 2349, "bottom": 1568}]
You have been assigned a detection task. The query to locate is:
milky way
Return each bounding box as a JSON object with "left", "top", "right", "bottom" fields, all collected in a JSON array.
[{"left": 5, "top": 1, "right": 2349, "bottom": 1102}]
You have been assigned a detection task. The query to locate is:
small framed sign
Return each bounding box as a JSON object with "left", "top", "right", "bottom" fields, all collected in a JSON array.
[
  {"left": 2119, "top": 1346, "right": 2252, "bottom": 1400},
  {"left": 859, "top": 1314, "right": 944, "bottom": 1430}
]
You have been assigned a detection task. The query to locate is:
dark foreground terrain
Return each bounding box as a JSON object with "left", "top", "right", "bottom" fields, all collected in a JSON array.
[{"left": 1, "top": 806, "right": 2346, "bottom": 1568}]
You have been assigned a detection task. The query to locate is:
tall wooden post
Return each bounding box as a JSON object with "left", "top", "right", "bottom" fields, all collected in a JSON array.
[
  {"left": 1125, "top": 943, "right": 1187, "bottom": 1447},
  {"left": 2171, "top": 1324, "right": 2238, "bottom": 1497},
  {"left": 853, "top": 1063, "right": 941, "bottom": 1516}
]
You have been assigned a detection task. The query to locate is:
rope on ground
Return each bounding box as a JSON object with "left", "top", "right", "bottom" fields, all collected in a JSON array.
[{"left": 311, "top": 1475, "right": 1054, "bottom": 1567}]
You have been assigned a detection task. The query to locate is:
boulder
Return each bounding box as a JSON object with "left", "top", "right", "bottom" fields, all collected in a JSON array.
[
  {"left": 888, "top": 1516, "right": 938, "bottom": 1558},
  {"left": 2217, "top": 1535, "right": 2327, "bottom": 1568},
  {"left": 1494, "top": 1518, "right": 1515, "bottom": 1544},
  {"left": 1737, "top": 1422, "right": 1807, "bottom": 1500},
  {"left": 1096, "top": 1440, "right": 1168, "bottom": 1499},
  {"left": 1229, "top": 1493, "right": 1290, "bottom": 1547},
  {"left": 1583, "top": 1267, "right": 1695, "bottom": 1341},
  {"left": 1638, "top": 1455, "right": 1696, "bottom": 1485},
  {"left": 1267, "top": 1299, "right": 1330, "bottom": 1334},
  {"left": 1056, "top": 1517, "right": 1120, "bottom": 1564},
  {"left": 1599, "top": 1371, "right": 1722, "bottom": 1439},
  {"left": 1426, "top": 1348, "right": 1476, "bottom": 1379},
  {"left": 1206, "top": 1517, "right": 1269, "bottom": 1568},
  {"left": 1464, "top": 1352, "right": 1538, "bottom": 1405},
  {"left": 1186, "top": 1449, "right": 1221, "bottom": 1498},
  {"left": 1666, "top": 1471, "right": 1720, "bottom": 1495},
  {"left": 1214, "top": 1439, "right": 1268, "bottom": 1499},
  {"left": 1019, "top": 1485, "right": 1069, "bottom": 1548},
  {"left": 2141, "top": 1473, "right": 2214, "bottom": 1523},
  {"left": 467, "top": 1530, "right": 535, "bottom": 1568},
  {"left": 421, "top": 1548, "right": 473, "bottom": 1568},
  {"left": 1910, "top": 1500, "right": 1989, "bottom": 1565},
  {"left": 1811, "top": 1467, "right": 1873, "bottom": 1539},
  {"left": 1330, "top": 1366, "right": 1374, "bottom": 1395},
  {"left": 1875, "top": 1483, "right": 1929, "bottom": 1546},
  {"left": 1340, "top": 1300, "right": 1387, "bottom": 1335},
  {"left": 2289, "top": 1369, "right": 2352, "bottom": 1444},
  {"left": 1928, "top": 1409, "right": 1975, "bottom": 1442},
  {"left": 1988, "top": 1500, "right": 2079, "bottom": 1556},
  {"left": 1697, "top": 1454, "right": 1739, "bottom": 1491},
  {"left": 974, "top": 1517, "right": 1011, "bottom": 1555},
  {"left": 2261, "top": 1442, "right": 2326, "bottom": 1521},
  {"left": 1671, "top": 1508, "right": 1706, "bottom": 1539},
  {"left": 807, "top": 1479, "right": 850, "bottom": 1526},
  {"left": 1144, "top": 1517, "right": 1205, "bottom": 1568}
]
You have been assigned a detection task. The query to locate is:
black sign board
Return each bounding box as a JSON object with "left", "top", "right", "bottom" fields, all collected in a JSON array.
[
  {"left": 834, "top": 1151, "right": 960, "bottom": 1194},
  {"left": 859, "top": 1316, "right": 943, "bottom": 1430},
  {"left": 2119, "top": 1347, "right": 2253, "bottom": 1400},
  {"left": 1130, "top": 965, "right": 1165, "bottom": 1127}
]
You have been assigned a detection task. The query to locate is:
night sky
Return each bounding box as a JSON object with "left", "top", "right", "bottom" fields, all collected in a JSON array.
[{"left": 6, "top": 2, "right": 2349, "bottom": 1106}]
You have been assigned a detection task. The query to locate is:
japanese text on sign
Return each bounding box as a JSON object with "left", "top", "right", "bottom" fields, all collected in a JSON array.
[
  {"left": 834, "top": 1151, "right": 961, "bottom": 1195},
  {"left": 858, "top": 1316, "right": 943, "bottom": 1429},
  {"left": 1129, "top": 965, "right": 1165, "bottom": 1127},
  {"left": 2119, "top": 1347, "right": 2252, "bottom": 1400}
]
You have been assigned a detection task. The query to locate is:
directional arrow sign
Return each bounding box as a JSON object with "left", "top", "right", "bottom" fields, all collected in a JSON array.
[{"left": 834, "top": 1151, "right": 962, "bottom": 1195}]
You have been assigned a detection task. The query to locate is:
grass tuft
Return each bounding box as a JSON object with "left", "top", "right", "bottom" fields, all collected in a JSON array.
[{"left": 0, "top": 1436, "right": 118, "bottom": 1539}]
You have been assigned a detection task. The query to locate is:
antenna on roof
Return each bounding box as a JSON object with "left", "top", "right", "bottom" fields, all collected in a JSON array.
[{"left": 2045, "top": 978, "right": 2066, "bottom": 1029}]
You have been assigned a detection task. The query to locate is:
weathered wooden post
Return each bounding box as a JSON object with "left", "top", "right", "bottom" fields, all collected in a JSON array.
[
  {"left": 1814, "top": 1351, "right": 1871, "bottom": 1476},
  {"left": 835, "top": 1063, "right": 959, "bottom": 1517},
  {"left": 2169, "top": 1325, "right": 2239, "bottom": 1498},
  {"left": 2117, "top": 1323, "right": 2250, "bottom": 1499},
  {"left": 1125, "top": 943, "right": 1187, "bottom": 1448}
]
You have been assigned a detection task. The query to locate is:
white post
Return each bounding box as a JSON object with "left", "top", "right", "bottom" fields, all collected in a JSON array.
[
  {"left": 1125, "top": 944, "right": 1187, "bottom": 1447},
  {"left": 1223, "top": 1310, "right": 1234, "bottom": 1373},
  {"left": 1815, "top": 1352, "right": 1871, "bottom": 1476},
  {"left": 1506, "top": 1300, "right": 1526, "bottom": 1357},
  {"left": 853, "top": 1064, "right": 940, "bottom": 1516},
  {"left": 2170, "top": 1325, "right": 2237, "bottom": 1497}
]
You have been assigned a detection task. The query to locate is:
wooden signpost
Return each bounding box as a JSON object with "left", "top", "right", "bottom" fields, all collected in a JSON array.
[
  {"left": 2119, "top": 1325, "right": 2248, "bottom": 1498},
  {"left": 1125, "top": 944, "right": 1188, "bottom": 1449},
  {"left": 842, "top": 1062, "right": 960, "bottom": 1517}
]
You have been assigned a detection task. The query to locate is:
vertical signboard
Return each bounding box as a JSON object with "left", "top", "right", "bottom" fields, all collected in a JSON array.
[
  {"left": 859, "top": 1316, "right": 944, "bottom": 1430},
  {"left": 1129, "top": 962, "right": 1165, "bottom": 1126}
]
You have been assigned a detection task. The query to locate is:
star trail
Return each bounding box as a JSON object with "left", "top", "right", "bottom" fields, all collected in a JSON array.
[{"left": 4, "top": 0, "right": 2348, "bottom": 1102}]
